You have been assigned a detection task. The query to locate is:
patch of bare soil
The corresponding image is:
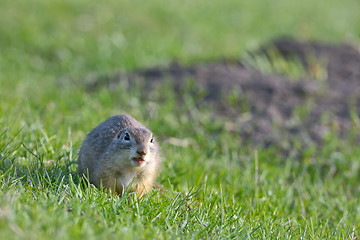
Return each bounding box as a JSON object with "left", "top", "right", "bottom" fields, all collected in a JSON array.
[{"left": 87, "top": 38, "right": 360, "bottom": 148}]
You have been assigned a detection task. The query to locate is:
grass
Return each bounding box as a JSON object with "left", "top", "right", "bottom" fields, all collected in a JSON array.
[
  {"left": 1, "top": 0, "right": 360, "bottom": 239},
  {"left": 242, "top": 48, "right": 328, "bottom": 81}
]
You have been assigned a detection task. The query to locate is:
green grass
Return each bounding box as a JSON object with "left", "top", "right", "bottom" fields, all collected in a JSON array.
[
  {"left": 1, "top": 0, "right": 360, "bottom": 239},
  {"left": 242, "top": 48, "right": 328, "bottom": 81}
]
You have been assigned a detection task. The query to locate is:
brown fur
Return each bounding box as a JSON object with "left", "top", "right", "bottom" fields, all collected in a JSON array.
[{"left": 78, "top": 114, "right": 160, "bottom": 197}]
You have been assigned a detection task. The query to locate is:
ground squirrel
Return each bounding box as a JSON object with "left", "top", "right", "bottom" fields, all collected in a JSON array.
[{"left": 78, "top": 114, "right": 160, "bottom": 197}]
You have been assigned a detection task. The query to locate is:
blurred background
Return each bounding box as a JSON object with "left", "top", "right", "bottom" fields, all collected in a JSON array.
[
  {"left": 1, "top": 0, "right": 359, "bottom": 129},
  {"left": 0, "top": 0, "right": 360, "bottom": 238},
  {"left": 1, "top": 0, "right": 359, "bottom": 73}
]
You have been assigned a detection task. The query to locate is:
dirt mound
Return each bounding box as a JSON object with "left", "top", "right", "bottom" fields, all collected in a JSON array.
[{"left": 87, "top": 38, "right": 360, "bottom": 148}]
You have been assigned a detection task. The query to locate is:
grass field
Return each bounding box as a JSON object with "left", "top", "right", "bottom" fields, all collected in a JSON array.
[{"left": 1, "top": 0, "right": 360, "bottom": 239}]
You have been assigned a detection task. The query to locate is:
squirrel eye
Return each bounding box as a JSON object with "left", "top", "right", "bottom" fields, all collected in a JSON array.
[
  {"left": 123, "top": 132, "right": 130, "bottom": 141},
  {"left": 150, "top": 137, "right": 154, "bottom": 143}
]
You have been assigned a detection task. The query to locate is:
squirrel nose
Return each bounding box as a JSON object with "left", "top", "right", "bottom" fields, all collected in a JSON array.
[{"left": 137, "top": 150, "right": 147, "bottom": 156}]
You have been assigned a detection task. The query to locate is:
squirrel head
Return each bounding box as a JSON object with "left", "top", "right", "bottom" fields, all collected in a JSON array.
[{"left": 108, "top": 127, "right": 158, "bottom": 168}]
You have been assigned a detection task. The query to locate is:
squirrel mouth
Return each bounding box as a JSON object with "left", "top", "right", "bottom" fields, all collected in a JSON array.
[{"left": 132, "top": 157, "right": 145, "bottom": 166}]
